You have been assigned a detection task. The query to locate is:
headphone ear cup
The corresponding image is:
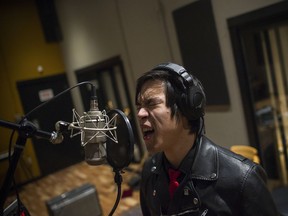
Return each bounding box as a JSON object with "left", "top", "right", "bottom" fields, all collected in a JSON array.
[
  {"left": 187, "top": 86, "right": 204, "bottom": 108},
  {"left": 185, "top": 86, "right": 205, "bottom": 120}
]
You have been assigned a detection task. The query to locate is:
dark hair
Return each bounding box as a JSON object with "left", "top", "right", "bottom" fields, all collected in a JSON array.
[{"left": 135, "top": 68, "right": 205, "bottom": 133}]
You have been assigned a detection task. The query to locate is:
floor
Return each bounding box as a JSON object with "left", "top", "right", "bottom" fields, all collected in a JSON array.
[
  {"left": 4, "top": 161, "right": 142, "bottom": 216},
  {"left": 4, "top": 160, "right": 288, "bottom": 216}
]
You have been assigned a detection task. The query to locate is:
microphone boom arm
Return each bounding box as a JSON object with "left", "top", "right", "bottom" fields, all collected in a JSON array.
[{"left": 0, "top": 119, "right": 56, "bottom": 213}]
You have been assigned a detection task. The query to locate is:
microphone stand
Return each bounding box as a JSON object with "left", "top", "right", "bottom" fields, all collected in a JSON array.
[
  {"left": 0, "top": 119, "right": 52, "bottom": 215},
  {"left": 0, "top": 82, "right": 134, "bottom": 215}
]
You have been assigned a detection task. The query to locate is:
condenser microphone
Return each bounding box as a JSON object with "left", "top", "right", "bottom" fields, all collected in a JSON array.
[
  {"left": 82, "top": 87, "right": 107, "bottom": 165},
  {"left": 63, "top": 82, "right": 134, "bottom": 170}
]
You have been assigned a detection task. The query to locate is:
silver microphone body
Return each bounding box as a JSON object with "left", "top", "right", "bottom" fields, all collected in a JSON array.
[{"left": 82, "top": 99, "right": 107, "bottom": 165}]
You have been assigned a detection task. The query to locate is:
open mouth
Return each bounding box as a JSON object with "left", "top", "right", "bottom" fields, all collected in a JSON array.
[{"left": 142, "top": 127, "right": 154, "bottom": 140}]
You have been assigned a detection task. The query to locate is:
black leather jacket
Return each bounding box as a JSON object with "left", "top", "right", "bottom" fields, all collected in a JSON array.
[{"left": 140, "top": 136, "right": 279, "bottom": 215}]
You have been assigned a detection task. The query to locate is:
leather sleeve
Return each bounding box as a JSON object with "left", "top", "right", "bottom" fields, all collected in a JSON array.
[
  {"left": 240, "top": 164, "right": 280, "bottom": 216},
  {"left": 140, "top": 159, "right": 153, "bottom": 216},
  {"left": 140, "top": 185, "right": 151, "bottom": 216}
]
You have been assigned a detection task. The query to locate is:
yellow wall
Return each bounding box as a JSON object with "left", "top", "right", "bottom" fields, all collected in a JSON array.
[{"left": 0, "top": 0, "right": 65, "bottom": 184}]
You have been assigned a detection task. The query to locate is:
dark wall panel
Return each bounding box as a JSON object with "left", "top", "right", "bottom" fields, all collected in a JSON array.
[
  {"left": 173, "top": 0, "right": 230, "bottom": 110},
  {"left": 35, "top": 0, "right": 62, "bottom": 43}
]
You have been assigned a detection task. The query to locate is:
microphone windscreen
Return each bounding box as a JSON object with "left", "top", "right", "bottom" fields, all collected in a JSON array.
[{"left": 106, "top": 109, "right": 134, "bottom": 170}]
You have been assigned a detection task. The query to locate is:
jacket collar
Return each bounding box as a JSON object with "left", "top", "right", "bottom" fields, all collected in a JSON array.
[
  {"left": 190, "top": 136, "right": 219, "bottom": 181},
  {"left": 150, "top": 136, "right": 219, "bottom": 181}
]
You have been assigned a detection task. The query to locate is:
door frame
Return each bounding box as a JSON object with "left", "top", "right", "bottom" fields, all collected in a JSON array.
[
  {"left": 228, "top": 1, "right": 288, "bottom": 184},
  {"left": 228, "top": 1, "right": 288, "bottom": 150}
]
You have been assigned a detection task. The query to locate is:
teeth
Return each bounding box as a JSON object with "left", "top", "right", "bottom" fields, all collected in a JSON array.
[{"left": 143, "top": 128, "right": 152, "bottom": 132}]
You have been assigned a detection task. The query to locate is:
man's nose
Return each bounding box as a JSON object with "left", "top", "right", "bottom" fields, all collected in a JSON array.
[{"left": 137, "top": 107, "right": 148, "bottom": 119}]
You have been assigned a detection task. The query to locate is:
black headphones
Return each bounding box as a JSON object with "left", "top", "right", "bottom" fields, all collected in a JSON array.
[{"left": 152, "top": 62, "right": 205, "bottom": 120}]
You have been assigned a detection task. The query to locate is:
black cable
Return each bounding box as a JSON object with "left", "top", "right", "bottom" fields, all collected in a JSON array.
[
  {"left": 8, "top": 130, "right": 16, "bottom": 164},
  {"left": 24, "top": 81, "right": 94, "bottom": 119},
  {"left": 6, "top": 128, "right": 26, "bottom": 216},
  {"left": 108, "top": 169, "right": 123, "bottom": 216},
  {"left": 198, "top": 116, "right": 205, "bottom": 137},
  {"left": 13, "top": 178, "right": 21, "bottom": 216}
]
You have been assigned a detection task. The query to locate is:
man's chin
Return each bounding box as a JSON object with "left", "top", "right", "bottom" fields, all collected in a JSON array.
[{"left": 146, "top": 146, "right": 161, "bottom": 155}]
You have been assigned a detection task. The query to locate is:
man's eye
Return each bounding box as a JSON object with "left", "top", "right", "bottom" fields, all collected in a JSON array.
[
  {"left": 147, "top": 101, "right": 163, "bottom": 108},
  {"left": 148, "top": 102, "right": 157, "bottom": 107},
  {"left": 136, "top": 99, "right": 162, "bottom": 110},
  {"left": 148, "top": 98, "right": 163, "bottom": 106}
]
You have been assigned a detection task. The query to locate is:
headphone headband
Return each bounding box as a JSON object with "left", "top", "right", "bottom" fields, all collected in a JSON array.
[
  {"left": 152, "top": 62, "right": 193, "bottom": 85},
  {"left": 152, "top": 62, "right": 205, "bottom": 120}
]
